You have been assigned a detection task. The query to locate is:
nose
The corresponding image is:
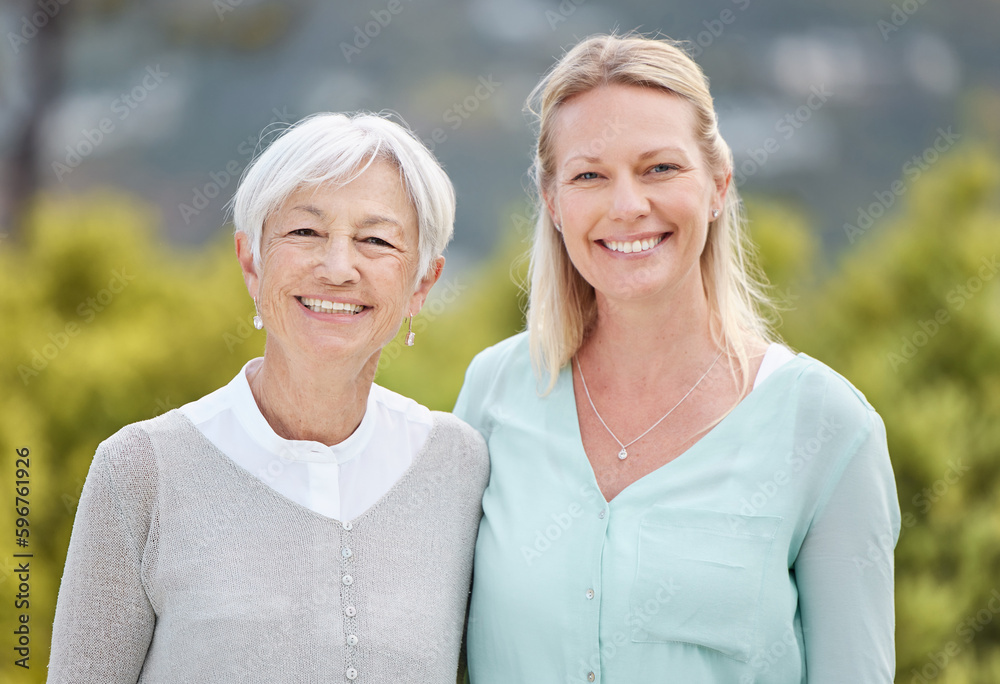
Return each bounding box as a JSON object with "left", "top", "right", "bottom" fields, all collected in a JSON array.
[
  {"left": 314, "top": 237, "right": 361, "bottom": 285},
  {"left": 607, "top": 176, "right": 650, "bottom": 223}
]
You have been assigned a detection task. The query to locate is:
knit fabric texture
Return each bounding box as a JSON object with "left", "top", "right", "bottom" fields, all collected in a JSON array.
[{"left": 47, "top": 409, "right": 489, "bottom": 683}]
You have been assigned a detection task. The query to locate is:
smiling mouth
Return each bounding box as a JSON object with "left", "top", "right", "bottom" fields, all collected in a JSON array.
[
  {"left": 600, "top": 233, "right": 669, "bottom": 254},
  {"left": 297, "top": 297, "right": 366, "bottom": 314}
]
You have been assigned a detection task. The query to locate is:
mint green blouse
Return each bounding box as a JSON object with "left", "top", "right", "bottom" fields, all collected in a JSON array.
[{"left": 454, "top": 333, "right": 899, "bottom": 684}]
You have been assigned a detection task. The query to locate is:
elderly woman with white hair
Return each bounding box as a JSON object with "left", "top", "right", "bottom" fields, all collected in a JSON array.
[
  {"left": 456, "top": 35, "right": 899, "bottom": 683},
  {"left": 48, "top": 112, "right": 488, "bottom": 683}
]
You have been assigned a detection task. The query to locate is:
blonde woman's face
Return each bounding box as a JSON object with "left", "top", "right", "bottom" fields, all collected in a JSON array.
[{"left": 544, "top": 83, "right": 728, "bottom": 309}]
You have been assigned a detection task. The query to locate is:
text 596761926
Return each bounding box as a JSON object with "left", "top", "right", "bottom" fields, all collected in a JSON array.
[{"left": 12, "top": 446, "right": 32, "bottom": 670}]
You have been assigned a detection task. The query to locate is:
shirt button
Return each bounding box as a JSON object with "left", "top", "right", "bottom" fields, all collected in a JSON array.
[
  {"left": 346, "top": 634, "right": 358, "bottom": 646},
  {"left": 346, "top": 667, "right": 358, "bottom": 680},
  {"left": 342, "top": 574, "right": 354, "bottom": 586},
  {"left": 598, "top": 510, "right": 606, "bottom": 519},
  {"left": 342, "top": 521, "right": 353, "bottom": 531},
  {"left": 585, "top": 589, "right": 595, "bottom": 600},
  {"left": 345, "top": 605, "right": 357, "bottom": 617},
  {"left": 588, "top": 672, "right": 596, "bottom": 682},
  {"left": 342, "top": 547, "right": 353, "bottom": 559}
]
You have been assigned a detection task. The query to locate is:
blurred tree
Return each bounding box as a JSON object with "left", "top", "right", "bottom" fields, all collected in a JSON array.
[
  {"left": 0, "top": 191, "right": 261, "bottom": 682},
  {"left": 774, "top": 145, "right": 1000, "bottom": 683}
]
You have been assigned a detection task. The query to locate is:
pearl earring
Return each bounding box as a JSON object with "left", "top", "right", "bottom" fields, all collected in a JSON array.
[
  {"left": 252, "top": 298, "right": 263, "bottom": 330},
  {"left": 712, "top": 209, "right": 719, "bottom": 219},
  {"left": 404, "top": 313, "right": 415, "bottom": 347}
]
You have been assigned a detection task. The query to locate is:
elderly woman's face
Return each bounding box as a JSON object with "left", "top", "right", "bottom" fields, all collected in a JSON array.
[
  {"left": 545, "top": 83, "right": 728, "bottom": 308},
  {"left": 238, "top": 159, "right": 440, "bottom": 367}
]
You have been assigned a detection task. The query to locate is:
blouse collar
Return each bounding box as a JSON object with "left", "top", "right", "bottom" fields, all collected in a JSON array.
[{"left": 229, "top": 358, "right": 377, "bottom": 465}]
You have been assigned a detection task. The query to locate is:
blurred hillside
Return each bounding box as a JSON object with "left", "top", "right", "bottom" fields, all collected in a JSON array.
[{"left": 1, "top": 0, "right": 999, "bottom": 264}]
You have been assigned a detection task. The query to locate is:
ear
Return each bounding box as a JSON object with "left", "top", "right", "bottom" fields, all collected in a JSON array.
[
  {"left": 541, "top": 186, "right": 561, "bottom": 230},
  {"left": 407, "top": 256, "right": 445, "bottom": 316},
  {"left": 713, "top": 169, "right": 732, "bottom": 213},
  {"left": 235, "top": 231, "right": 259, "bottom": 297}
]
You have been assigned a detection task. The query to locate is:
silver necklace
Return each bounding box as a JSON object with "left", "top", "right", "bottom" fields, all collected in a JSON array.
[{"left": 575, "top": 351, "right": 724, "bottom": 461}]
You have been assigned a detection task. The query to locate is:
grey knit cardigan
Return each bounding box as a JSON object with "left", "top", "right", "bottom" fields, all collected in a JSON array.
[{"left": 47, "top": 409, "right": 489, "bottom": 683}]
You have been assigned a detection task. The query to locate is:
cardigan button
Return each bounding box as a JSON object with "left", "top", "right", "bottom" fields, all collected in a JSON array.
[
  {"left": 346, "top": 667, "right": 358, "bottom": 680},
  {"left": 345, "top": 605, "right": 357, "bottom": 617},
  {"left": 342, "top": 547, "right": 353, "bottom": 559},
  {"left": 342, "top": 574, "right": 354, "bottom": 586},
  {"left": 342, "top": 521, "right": 353, "bottom": 531},
  {"left": 346, "top": 634, "right": 358, "bottom": 646}
]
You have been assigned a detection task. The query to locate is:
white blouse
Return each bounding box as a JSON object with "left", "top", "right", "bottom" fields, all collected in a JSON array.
[
  {"left": 179, "top": 346, "right": 791, "bottom": 521},
  {"left": 179, "top": 358, "right": 432, "bottom": 521}
]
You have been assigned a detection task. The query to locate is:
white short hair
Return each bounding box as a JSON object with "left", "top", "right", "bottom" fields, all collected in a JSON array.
[{"left": 231, "top": 112, "right": 455, "bottom": 280}]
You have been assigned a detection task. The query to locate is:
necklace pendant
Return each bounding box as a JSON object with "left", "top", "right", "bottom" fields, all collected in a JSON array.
[{"left": 617, "top": 448, "right": 628, "bottom": 460}]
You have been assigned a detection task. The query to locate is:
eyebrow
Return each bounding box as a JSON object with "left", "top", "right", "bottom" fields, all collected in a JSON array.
[
  {"left": 358, "top": 214, "right": 403, "bottom": 229},
  {"left": 292, "top": 204, "right": 327, "bottom": 219},
  {"left": 291, "top": 205, "right": 403, "bottom": 229},
  {"left": 564, "top": 146, "right": 691, "bottom": 165}
]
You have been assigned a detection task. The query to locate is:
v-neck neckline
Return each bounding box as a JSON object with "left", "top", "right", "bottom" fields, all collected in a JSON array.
[{"left": 557, "top": 349, "right": 806, "bottom": 504}]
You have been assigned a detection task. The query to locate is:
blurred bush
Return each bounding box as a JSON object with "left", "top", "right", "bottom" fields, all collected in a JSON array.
[{"left": 1, "top": 144, "right": 998, "bottom": 682}]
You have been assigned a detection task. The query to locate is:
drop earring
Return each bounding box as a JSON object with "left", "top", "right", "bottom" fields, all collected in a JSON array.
[
  {"left": 404, "top": 313, "right": 415, "bottom": 347},
  {"left": 253, "top": 298, "right": 263, "bottom": 330}
]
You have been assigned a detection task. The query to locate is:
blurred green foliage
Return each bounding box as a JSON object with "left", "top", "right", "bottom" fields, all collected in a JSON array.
[{"left": 2, "top": 145, "right": 999, "bottom": 682}]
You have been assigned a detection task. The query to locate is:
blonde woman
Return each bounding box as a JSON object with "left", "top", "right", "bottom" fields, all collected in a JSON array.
[{"left": 455, "top": 35, "right": 899, "bottom": 683}]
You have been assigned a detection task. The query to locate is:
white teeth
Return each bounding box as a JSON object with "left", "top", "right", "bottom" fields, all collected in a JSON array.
[
  {"left": 603, "top": 235, "right": 664, "bottom": 253},
  {"left": 300, "top": 297, "right": 364, "bottom": 314}
]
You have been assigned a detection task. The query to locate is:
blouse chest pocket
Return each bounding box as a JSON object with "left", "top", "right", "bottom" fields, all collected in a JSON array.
[{"left": 629, "top": 507, "right": 781, "bottom": 663}]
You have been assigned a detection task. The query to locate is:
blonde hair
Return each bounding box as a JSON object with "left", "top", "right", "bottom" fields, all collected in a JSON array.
[{"left": 526, "top": 33, "right": 779, "bottom": 393}]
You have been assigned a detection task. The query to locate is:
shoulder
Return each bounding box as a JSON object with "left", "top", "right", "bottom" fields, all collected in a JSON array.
[
  {"left": 465, "top": 331, "right": 531, "bottom": 377},
  {"left": 774, "top": 354, "right": 888, "bottom": 483},
  {"left": 426, "top": 412, "right": 490, "bottom": 482},
  {"left": 94, "top": 411, "right": 197, "bottom": 493},
  {"left": 785, "top": 353, "right": 881, "bottom": 429},
  {"left": 427, "top": 412, "right": 488, "bottom": 460},
  {"left": 460, "top": 331, "right": 533, "bottom": 399}
]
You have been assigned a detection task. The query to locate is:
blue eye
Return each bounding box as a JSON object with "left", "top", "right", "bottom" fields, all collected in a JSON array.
[
  {"left": 573, "top": 171, "right": 600, "bottom": 181},
  {"left": 651, "top": 164, "right": 679, "bottom": 173}
]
